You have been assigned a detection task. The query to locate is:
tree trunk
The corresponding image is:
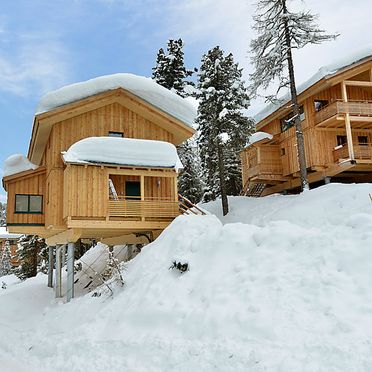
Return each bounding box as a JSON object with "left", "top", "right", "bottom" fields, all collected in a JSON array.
[
  {"left": 217, "top": 143, "right": 229, "bottom": 215},
  {"left": 282, "top": 0, "right": 309, "bottom": 191}
]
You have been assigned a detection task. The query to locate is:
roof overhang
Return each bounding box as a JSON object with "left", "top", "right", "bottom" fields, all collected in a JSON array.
[{"left": 28, "top": 88, "right": 195, "bottom": 165}]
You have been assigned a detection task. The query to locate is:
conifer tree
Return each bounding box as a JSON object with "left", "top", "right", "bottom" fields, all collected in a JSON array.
[
  {"left": 152, "top": 38, "right": 201, "bottom": 202},
  {"left": 152, "top": 38, "right": 195, "bottom": 97},
  {"left": 14, "top": 235, "right": 47, "bottom": 280},
  {"left": 249, "top": 0, "right": 338, "bottom": 191},
  {"left": 178, "top": 140, "right": 203, "bottom": 204},
  {"left": 0, "top": 241, "right": 12, "bottom": 276},
  {"left": 196, "top": 46, "right": 253, "bottom": 215}
]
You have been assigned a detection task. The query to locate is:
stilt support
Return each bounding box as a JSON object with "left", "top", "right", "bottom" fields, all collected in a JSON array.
[
  {"left": 55, "top": 245, "right": 63, "bottom": 298},
  {"left": 48, "top": 246, "right": 55, "bottom": 288},
  {"left": 324, "top": 176, "right": 331, "bottom": 184},
  {"left": 66, "top": 242, "right": 75, "bottom": 303}
]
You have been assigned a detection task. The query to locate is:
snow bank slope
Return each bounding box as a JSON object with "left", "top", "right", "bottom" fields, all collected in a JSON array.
[{"left": 1, "top": 184, "right": 372, "bottom": 371}]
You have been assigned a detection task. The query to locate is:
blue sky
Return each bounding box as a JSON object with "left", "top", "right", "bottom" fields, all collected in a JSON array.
[{"left": 1, "top": 0, "right": 371, "bottom": 201}]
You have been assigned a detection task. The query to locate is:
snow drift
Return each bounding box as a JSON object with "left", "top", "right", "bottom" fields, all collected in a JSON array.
[
  {"left": 36, "top": 73, "right": 197, "bottom": 127},
  {"left": 63, "top": 136, "right": 183, "bottom": 169},
  {"left": 1, "top": 183, "right": 372, "bottom": 371}
]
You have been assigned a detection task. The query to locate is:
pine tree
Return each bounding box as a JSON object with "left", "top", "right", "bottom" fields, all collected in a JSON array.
[
  {"left": 0, "top": 241, "right": 12, "bottom": 276},
  {"left": 178, "top": 140, "right": 203, "bottom": 204},
  {"left": 249, "top": 0, "right": 338, "bottom": 191},
  {"left": 196, "top": 46, "right": 254, "bottom": 215},
  {"left": 14, "top": 235, "right": 47, "bottom": 280},
  {"left": 152, "top": 38, "right": 195, "bottom": 97}
]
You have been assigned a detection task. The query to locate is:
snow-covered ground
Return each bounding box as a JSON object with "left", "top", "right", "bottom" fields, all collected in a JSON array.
[{"left": 1, "top": 183, "right": 372, "bottom": 371}]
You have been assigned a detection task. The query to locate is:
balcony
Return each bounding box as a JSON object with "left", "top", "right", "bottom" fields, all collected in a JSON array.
[
  {"left": 108, "top": 197, "right": 180, "bottom": 220},
  {"left": 315, "top": 100, "right": 372, "bottom": 130},
  {"left": 333, "top": 143, "right": 372, "bottom": 163},
  {"left": 242, "top": 145, "right": 284, "bottom": 184}
]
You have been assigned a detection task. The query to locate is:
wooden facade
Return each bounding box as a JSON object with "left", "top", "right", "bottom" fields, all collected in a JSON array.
[
  {"left": 241, "top": 57, "right": 372, "bottom": 196},
  {"left": 3, "top": 88, "right": 195, "bottom": 245}
]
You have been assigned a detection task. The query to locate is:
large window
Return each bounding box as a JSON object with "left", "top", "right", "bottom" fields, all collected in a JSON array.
[
  {"left": 125, "top": 181, "right": 141, "bottom": 200},
  {"left": 280, "top": 106, "right": 305, "bottom": 132},
  {"left": 15, "top": 195, "right": 43, "bottom": 214},
  {"left": 108, "top": 131, "right": 124, "bottom": 138},
  {"left": 314, "top": 99, "right": 329, "bottom": 112}
]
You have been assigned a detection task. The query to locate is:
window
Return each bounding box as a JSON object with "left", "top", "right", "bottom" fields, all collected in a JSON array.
[
  {"left": 280, "top": 106, "right": 305, "bottom": 132},
  {"left": 337, "top": 135, "right": 347, "bottom": 147},
  {"left": 108, "top": 131, "right": 124, "bottom": 138},
  {"left": 314, "top": 99, "right": 329, "bottom": 112},
  {"left": 281, "top": 148, "right": 286, "bottom": 156},
  {"left": 125, "top": 181, "right": 141, "bottom": 200},
  {"left": 15, "top": 195, "right": 43, "bottom": 214},
  {"left": 358, "top": 136, "right": 368, "bottom": 145}
]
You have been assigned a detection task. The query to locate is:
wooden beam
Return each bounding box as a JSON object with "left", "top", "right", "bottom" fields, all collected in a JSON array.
[
  {"left": 341, "top": 81, "right": 355, "bottom": 160},
  {"left": 46, "top": 228, "right": 82, "bottom": 246},
  {"left": 100, "top": 233, "right": 149, "bottom": 245},
  {"left": 344, "top": 80, "right": 372, "bottom": 87}
]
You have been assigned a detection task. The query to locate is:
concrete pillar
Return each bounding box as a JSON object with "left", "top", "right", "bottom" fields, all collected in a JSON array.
[
  {"left": 48, "top": 246, "right": 54, "bottom": 288},
  {"left": 66, "top": 242, "right": 75, "bottom": 303},
  {"left": 61, "top": 245, "right": 66, "bottom": 267},
  {"left": 55, "top": 245, "right": 62, "bottom": 298}
]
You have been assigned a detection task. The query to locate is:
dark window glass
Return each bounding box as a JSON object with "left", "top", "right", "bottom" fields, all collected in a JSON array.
[
  {"left": 125, "top": 182, "right": 141, "bottom": 200},
  {"left": 281, "top": 148, "right": 286, "bottom": 156},
  {"left": 108, "top": 131, "right": 124, "bottom": 138},
  {"left": 280, "top": 106, "right": 305, "bottom": 132},
  {"left": 15, "top": 195, "right": 43, "bottom": 213},
  {"left": 15, "top": 195, "right": 29, "bottom": 212},
  {"left": 29, "top": 196, "right": 43, "bottom": 212},
  {"left": 314, "top": 100, "right": 329, "bottom": 112},
  {"left": 337, "top": 135, "right": 347, "bottom": 146},
  {"left": 358, "top": 136, "right": 368, "bottom": 145}
]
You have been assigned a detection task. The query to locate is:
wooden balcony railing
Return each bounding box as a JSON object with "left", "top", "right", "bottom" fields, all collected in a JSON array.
[
  {"left": 333, "top": 143, "right": 372, "bottom": 162},
  {"left": 315, "top": 100, "right": 372, "bottom": 125},
  {"left": 108, "top": 197, "right": 179, "bottom": 219}
]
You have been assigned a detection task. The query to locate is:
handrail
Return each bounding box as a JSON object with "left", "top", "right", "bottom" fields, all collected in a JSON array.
[{"left": 315, "top": 100, "right": 372, "bottom": 124}]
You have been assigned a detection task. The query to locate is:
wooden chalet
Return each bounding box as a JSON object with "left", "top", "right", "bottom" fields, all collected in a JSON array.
[
  {"left": 241, "top": 51, "right": 372, "bottom": 197},
  {"left": 2, "top": 73, "right": 199, "bottom": 300}
]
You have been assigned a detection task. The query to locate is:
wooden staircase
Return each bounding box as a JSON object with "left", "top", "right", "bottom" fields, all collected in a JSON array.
[
  {"left": 178, "top": 194, "right": 207, "bottom": 215},
  {"left": 241, "top": 182, "right": 266, "bottom": 197}
]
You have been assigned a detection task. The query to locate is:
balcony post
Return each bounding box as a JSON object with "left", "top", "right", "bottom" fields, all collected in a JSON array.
[
  {"left": 140, "top": 175, "right": 145, "bottom": 221},
  {"left": 341, "top": 81, "right": 355, "bottom": 160}
]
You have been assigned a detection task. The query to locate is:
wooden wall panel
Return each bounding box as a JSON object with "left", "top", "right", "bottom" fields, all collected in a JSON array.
[
  {"left": 64, "top": 165, "right": 108, "bottom": 219},
  {"left": 6, "top": 171, "right": 46, "bottom": 225},
  {"left": 44, "top": 102, "right": 175, "bottom": 176}
]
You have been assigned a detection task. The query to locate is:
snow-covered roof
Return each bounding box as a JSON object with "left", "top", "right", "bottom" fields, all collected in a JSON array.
[
  {"left": 3, "top": 154, "right": 38, "bottom": 177},
  {"left": 0, "top": 227, "right": 22, "bottom": 240},
  {"left": 63, "top": 137, "right": 183, "bottom": 170},
  {"left": 245, "top": 131, "right": 273, "bottom": 148},
  {"left": 36, "top": 73, "right": 197, "bottom": 127},
  {"left": 254, "top": 45, "right": 372, "bottom": 123}
]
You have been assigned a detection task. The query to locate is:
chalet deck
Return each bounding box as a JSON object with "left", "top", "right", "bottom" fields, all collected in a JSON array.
[{"left": 241, "top": 51, "right": 372, "bottom": 197}]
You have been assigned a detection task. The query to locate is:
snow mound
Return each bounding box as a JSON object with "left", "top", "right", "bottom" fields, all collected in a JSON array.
[
  {"left": 63, "top": 136, "right": 183, "bottom": 169},
  {"left": 245, "top": 131, "right": 273, "bottom": 147},
  {"left": 3, "top": 154, "right": 38, "bottom": 177},
  {"left": 255, "top": 44, "right": 372, "bottom": 123},
  {"left": 0, "top": 226, "right": 22, "bottom": 239},
  {"left": 36, "top": 73, "right": 197, "bottom": 127},
  {"left": 1, "top": 184, "right": 372, "bottom": 371}
]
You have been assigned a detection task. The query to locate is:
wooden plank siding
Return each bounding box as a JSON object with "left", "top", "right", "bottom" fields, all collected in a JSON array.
[{"left": 5, "top": 169, "right": 46, "bottom": 226}]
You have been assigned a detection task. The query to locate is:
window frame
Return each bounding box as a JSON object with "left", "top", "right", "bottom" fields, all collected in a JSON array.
[
  {"left": 108, "top": 131, "right": 124, "bottom": 138},
  {"left": 358, "top": 135, "right": 368, "bottom": 146},
  {"left": 14, "top": 194, "right": 43, "bottom": 214},
  {"left": 314, "top": 99, "right": 329, "bottom": 112},
  {"left": 336, "top": 135, "right": 347, "bottom": 147},
  {"left": 280, "top": 105, "right": 305, "bottom": 132}
]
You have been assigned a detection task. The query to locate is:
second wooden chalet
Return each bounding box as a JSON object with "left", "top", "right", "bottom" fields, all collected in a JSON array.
[
  {"left": 241, "top": 49, "right": 372, "bottom": 197},
  {"left": 2, "top": 73, "right": 198, "bottom": 300}
]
